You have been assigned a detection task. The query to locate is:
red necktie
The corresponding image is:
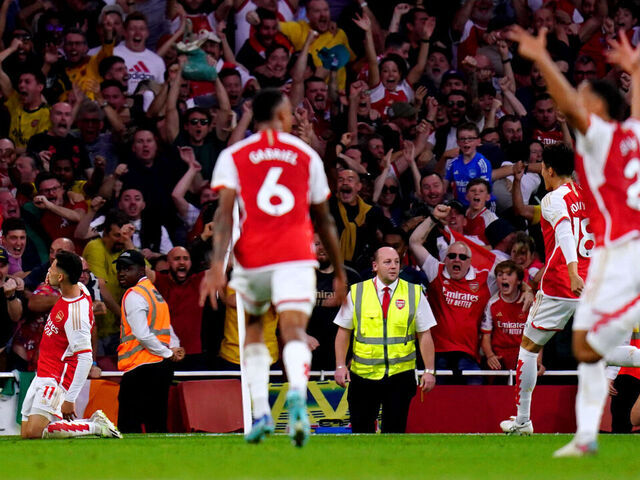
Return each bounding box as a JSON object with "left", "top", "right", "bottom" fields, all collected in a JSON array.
[{"left": 382, "top": 287, "right": 391, "bottom": 319}]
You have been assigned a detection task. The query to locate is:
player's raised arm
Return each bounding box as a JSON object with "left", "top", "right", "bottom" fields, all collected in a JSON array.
[
  {"left": 606, "top": 32, "right": 640, "bottom": 119},
  {"left": 506, "top": 26, "right": 589, "bottom": 134},
  {"left": 199, "top": 187, "right": 235, "bottom": 309}
]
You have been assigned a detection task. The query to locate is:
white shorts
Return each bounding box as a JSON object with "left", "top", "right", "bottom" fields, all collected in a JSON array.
[
  {"left": 523, "top": 291, "right": 578, "bottom": 346},
  {"left": 21, "top": 376, "right": 65, "bottom": 422},
  {"left": 574, "top": 241, "right": 640, "bottom": 356},
  {"left": 229, "top": 263, "right": 317, "bottom": 316}
]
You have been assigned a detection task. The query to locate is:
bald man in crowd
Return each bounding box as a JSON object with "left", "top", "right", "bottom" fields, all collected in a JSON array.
[{"left": 150, "top": 247, "right": 207, "bottom": 370}]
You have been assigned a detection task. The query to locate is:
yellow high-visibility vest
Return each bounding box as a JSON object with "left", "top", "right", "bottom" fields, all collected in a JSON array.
[{"left": 350, "top": 278, "right": 421, "bottom": 380}]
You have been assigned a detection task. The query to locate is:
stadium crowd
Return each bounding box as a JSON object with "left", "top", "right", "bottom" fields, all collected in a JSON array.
[{"left": 0, "top": 0, "right": 636, "bottom": 403}]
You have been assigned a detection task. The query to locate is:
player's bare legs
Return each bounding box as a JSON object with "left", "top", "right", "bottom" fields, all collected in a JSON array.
[
  {"left": 500, "top": 335, "right": 544, "bottom": 435},
  {"left": 243, "top": 314, "right": 275, "bottom": 443},
  {"left": 279, "top": 310, "right": 312, "bottom": 447},
  {"left": 22, "top": 411, "right": 121, "bottom": 439},
  {"left": 21, "top": 414, "right": 50, "bottom": 439},
  {"left": 553, "top": 331, "right": 605, "bottom": 457}
]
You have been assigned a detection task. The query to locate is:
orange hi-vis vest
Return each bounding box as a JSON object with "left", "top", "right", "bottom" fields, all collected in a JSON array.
[
  {"left": 117, "top": 277, "right": 171, "bottom": 372},
  {"left": 619, "top": 327, "right": 640, "bottom": 381}
]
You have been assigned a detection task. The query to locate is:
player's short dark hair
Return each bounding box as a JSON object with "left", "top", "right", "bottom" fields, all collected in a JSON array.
[
  {"left": 2, "top": 217, "right": 26, "bottom": 236},
  {"left": 55, "top": 250, "right": 82, "bottom": 284},
  {"left": 252, "top": 88, "right": 287, "bottom": 124},
  {"left": 457, "top": 122, "right": 479, "bottom": 138},
  {"left": 494, "top": 259, "right": 524, "bottom": 281},
  {"left": 587, "top": 79, "right": 626, "bottom": 122},
  {"left": 98, "top": 56, "right": 126, "bottom": 78},
  {"left": 542, "top": 142, "right": 574, "bottom": 177},
  {"left": 467, "top": 177, "right": 491, "bottom": 193}
]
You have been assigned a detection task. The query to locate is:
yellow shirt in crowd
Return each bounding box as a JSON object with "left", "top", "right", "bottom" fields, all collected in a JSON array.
[
  {"left": 279, "top": 20, "right": 355, "bottom": 91},
  {"left": 5, "top": 92, "right": 51, "bottom": 150},
  {"left": 63, "top": 44, "right": 115, "bottom": 101},
  {"left": 219, "top": 287, "right": 280, "bottom": 365}
]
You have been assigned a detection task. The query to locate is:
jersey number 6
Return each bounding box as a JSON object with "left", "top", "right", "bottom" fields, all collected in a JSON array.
[{"left": 257, "top": 167, "right": 295, "bottom": 216}]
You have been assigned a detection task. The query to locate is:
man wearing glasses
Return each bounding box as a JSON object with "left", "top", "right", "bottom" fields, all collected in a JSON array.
[{"left": 409, "top": 204, "right": 493, "bottom": 384}]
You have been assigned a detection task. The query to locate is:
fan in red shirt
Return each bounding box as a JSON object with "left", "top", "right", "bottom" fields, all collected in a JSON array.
[
  {"left": 31, "top": 173, "right": 87, "bottom": 252},
  {"left": 199, "top": 88, "right": 346, "bottom": 447},
  {"left": 20, "top": 251, "right": 120, "bottom": 439},
  {"left": 409, "top": 204, "right": 493, "bottom": 385},
  {"left": 151, "top": 247, "right": 207, "bottom": 371},
  {"left": 481, "top": 261, "right": 532, "bottom": 371}
]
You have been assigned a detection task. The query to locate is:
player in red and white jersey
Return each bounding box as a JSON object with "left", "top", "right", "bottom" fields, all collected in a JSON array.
[
  {"left": 481, "top": 261, "right": 531, "bottom": 371},
  {"left": 506, "top": 26, "right": 640, "bottom": 457},
  {"left": 500, "top": 143, "right": 593, "bottom": 437},
  {"left": 200, "top": 88, "right": 346, "bottom": 447},
  {"left": 21, "top": 251, "right": 121, "bottom": 439}
]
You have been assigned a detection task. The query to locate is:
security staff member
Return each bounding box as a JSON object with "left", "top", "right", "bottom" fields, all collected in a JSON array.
[
  {"left": 334, "top": 247, "right": 437, "bottom": 433},
  {"left": 115, "top": 250, "right": 184, "bottom": 433}
]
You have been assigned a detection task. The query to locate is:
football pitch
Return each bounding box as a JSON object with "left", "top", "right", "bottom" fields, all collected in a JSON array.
[{"left": 2, "top": 433, "right": 638, "bottom": 479}]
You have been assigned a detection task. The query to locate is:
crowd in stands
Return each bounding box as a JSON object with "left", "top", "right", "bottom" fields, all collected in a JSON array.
[{"left": 0, "top": 0, "right": 619, "bottom": 382}]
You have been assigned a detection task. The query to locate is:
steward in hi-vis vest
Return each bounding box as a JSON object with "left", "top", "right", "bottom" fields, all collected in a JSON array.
[
  {"left": 114, "top": 250, "right": 184, "bottom": 434},
  {"left": 334, "top": 247, "right": 437, "bottom": 433}
]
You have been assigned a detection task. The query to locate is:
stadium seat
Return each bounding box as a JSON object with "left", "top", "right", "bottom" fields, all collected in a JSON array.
[{"left": 177, "top": 380, "right": 244, "bottom": 433}]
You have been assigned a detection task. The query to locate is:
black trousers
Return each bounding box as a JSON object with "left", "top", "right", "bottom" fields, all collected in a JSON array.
[
  {"left": 118, "top": 360, "right": 174, "bottom": 433},
  {"left": 611, "top": 374, "right": 640, "bottom": 433},
  {"left": 347, "top": 370, "right": 417, "bottom": 434}
]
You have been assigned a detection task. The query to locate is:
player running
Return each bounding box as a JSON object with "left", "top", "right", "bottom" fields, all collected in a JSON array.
[
  {"left": 500, "top": 143, "right": 593, "bottom": 436},
  {"left": 506, "top": 26, "right": 640, "bottom": 457},
  {"left": 21, "top": 250, "right": 121, "bottom": 439},
  {"left": 199, "top": 88, "right": 346, "bottom": 447}
]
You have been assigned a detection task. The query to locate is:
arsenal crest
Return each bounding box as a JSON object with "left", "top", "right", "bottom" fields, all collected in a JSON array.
[
  {"left": 395, "top": 299, "right": 405, "bottom": 309},
  {"left": 55, "top": 311, "right": 65, "bottom": 323},
  {"left": 469, "top": 282, "right": 479, "bottom": 292}
]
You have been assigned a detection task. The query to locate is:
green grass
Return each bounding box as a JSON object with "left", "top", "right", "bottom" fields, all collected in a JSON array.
[{"left": 1, "top": 434, "right": 639, "bottom": 479}]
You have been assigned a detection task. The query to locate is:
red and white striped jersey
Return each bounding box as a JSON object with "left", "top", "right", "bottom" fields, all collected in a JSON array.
[
  {"left": 539, "top": 183, "right": 593, "bottom": 299},
  {"left": 37, "top": 284, "right": 93, "bottom": 389},
  {"left": 212, "top": 129, "right": 330, "bottom": 269},
  {"left": 575, "top": 114, "right": 640, "bottom": 247}
]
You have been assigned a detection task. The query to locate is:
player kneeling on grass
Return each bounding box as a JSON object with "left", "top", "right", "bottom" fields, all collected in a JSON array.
[
  {"left": 21, "top": 250, "right": 121, "bottom": 439},
  {"left": 481, "top": 261, "right": 534, "bottom": 372}
]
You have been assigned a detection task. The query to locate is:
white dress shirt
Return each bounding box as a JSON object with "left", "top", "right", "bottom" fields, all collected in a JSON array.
[{"left": 333, "top": 276, "right": 437, "bottom": 332}]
